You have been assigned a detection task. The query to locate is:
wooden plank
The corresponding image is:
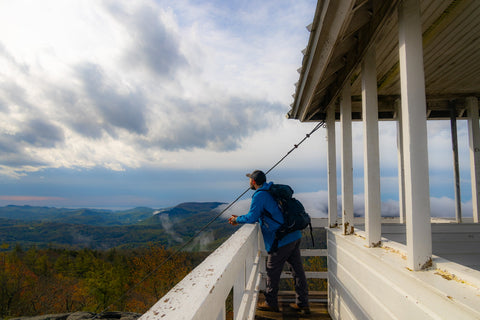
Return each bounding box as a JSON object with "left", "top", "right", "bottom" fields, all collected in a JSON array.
[
  {"left": 432, "top": 242, "right": 480, "bottom": 254},
  {"left": 301, "top": 249, "right": 328, "bottom": 257},
  {"left": 432, "top": 233, "right": 480, "bottom": 242},
  {"left": 382, "top": 232, "right": 480, "bottom": 243},
  {"left": 320, "top": 0, "right": 400, "bottom": 114},
  {"left": 432, "top": 224, "right": 480, "bottom": 233},
  {"left": 435, "top": 254, "right": 480, "bottom": 269},
  {"left": 281, "top": 271, "right": 328, "bottom": 279},
  {"left": 255, "top": 291, "right": 331, "bottom": 319}
]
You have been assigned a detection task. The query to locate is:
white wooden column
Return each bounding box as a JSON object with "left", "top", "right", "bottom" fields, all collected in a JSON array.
[
  {"left": 398, "top": 0, "right": 432, "bottom": 270},
  {"left": 341, "top": 83, "right": 354, "bottom": 234},
  {"left": 327, "top": 106, "right": 338, "bottom": 227},
  {"left": 467, "top": 96, "right": 480, "bottom": 223},
  {"left": 362, "top": 48, "right": 382, "bottom": 247},
  {"left": 450, "top": 103, "right": 462, "bottom": 222},
  {"left": 396, "top": 99, "right": 406, "bottom": 224}
]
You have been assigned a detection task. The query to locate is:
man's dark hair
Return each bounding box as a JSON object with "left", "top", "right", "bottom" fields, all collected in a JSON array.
[{"left": 246, "top": 170, "right": 266, "bottom": 185}]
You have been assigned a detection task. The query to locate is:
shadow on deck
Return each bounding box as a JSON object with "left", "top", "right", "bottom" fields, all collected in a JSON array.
[{"left": 255, "top": 291, "right": 331, "bottom": 320}]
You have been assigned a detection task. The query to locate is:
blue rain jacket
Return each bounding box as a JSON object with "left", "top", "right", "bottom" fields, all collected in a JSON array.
[{"left": 236, "top": 181, "right": 301, "bottom": 253}]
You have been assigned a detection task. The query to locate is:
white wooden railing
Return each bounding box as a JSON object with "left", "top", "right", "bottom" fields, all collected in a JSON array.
[
  {"left": 139, "top": 217, "right": 480, "bottom": 319},
  {"left": 139, "top": 223, "right": 265, "bottom": 320},
  {"left": 140, "top": 218, "right": 328, "bottom": 320}
]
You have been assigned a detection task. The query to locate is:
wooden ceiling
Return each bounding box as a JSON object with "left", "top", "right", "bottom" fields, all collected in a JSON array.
[{"left": 288, "top": 0, "right": 480, "bottom": 122}]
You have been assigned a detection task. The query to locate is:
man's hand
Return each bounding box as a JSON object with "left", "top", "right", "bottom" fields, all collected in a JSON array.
[{"left": 228, "top": 215, "right": 238, "bottom": 226}]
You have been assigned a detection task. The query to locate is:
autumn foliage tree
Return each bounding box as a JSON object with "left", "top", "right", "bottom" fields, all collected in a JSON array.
[
  {"left": 127, "top": 245, "right": 190, "bottom": 312},
  {"left": 0, "top": 250, "right": 38, "bottom": 316},
  {"left": 0, "top": 244, "right": 195, "bottom": 317}
]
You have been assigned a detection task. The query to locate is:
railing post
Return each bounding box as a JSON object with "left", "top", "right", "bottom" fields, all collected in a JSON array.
[
  {"left": 234, "top": 224, "right": 257, "bottom": 317},
  {"left": 398, "top": 0, "right": 432, "bottom": 270},
  {"left": 233, "top": 260, "right": 245, "bottom": 316},
  {"left": 467, "top": 96, "right": 480, "bottom": 223},
  {"left": 216, "top": 305, "right": 226, "bottom": 320},
  {"left": 396, "top": 99, "right": 406, "bottom": 224},
  {"left": 327, "top": 105, "right": 338, "bottom": 227},
  {"left": 258, "top": 226, "right": 266, "bottom": 292},
  {"left": 450, "top": 102, "right": 462, "bottom": 223},
  {"left": 341, "top": 83, "right": 354, "bottom": 235},
  {"left": 362, "top": 46, "right": 382, "bottom": 247}
]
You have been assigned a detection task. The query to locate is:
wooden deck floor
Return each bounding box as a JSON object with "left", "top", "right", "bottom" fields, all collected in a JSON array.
[{"left": 255, "top": 291, "right": 331, "bottom": 320}]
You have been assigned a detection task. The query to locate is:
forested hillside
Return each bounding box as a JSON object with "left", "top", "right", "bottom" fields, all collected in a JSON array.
[
  {"left": 0, "top": 203, "right": 328, "bottom": 317},
  {"left": 0, "top": 203, "right": 233, "bottom": 250},
  {"left": 0, "top": 245, "right": 208, "bottom": 316},
  {"left": 0, "top": 202, "right": 236, "bottom": 316},
  {"left": 0, "top": 230, "right": 327, "bottom": 317}
]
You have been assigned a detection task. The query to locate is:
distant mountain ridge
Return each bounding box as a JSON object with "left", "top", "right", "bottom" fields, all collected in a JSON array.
[
  {"left": 0, "top": 205, "right": 155, "bottom": 225},
  {"left": 0, "top": 202, "right": 232, "bottom": 250}
]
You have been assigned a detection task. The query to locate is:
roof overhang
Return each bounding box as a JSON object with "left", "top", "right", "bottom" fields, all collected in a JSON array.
[{"left": 289, "top": 0, "right": 480, "bottom": 122}]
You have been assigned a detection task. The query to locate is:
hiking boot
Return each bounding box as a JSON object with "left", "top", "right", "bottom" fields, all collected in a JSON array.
[
  {"left": 257, "top": 301, "right": 280, "bottom": 312},
  {"left": 289, "top": 303, "right": 311, "bottom": 315}
]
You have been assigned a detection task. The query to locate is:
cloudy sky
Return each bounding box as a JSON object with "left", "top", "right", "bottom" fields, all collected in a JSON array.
[{"left": 0, "top": 0, "right": 474, "bottom": 218}]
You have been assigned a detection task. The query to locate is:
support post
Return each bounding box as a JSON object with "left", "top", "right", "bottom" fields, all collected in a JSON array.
[
  {"left": 398, "top": 0, "right": 432, "bottom": 270},
  {"left": 216, "top": 304, "right": 226, "bottom": 320},
  {"left": 396, "top": 99, "right": 406, "bottom": 224},
  {"left": 362, "top": 47, "right": 382, "bottom": 247},
  {"left": 258, "top": 227, "right": 266, "bottom": 291},
  {"left": 234, "top": 240, "right": 249, "bottom": 316},
  {"left": 450, "top": 102, "right": 462, "bottom": 222},
  {"left": 467, "top": 96, "right": 480, "bottom": 223},
  {"left": 327, "top": 106, "right": 338, "bottom": 227},
  {"left": 341, "top": 83, "right": 354, "bottom": 234}
]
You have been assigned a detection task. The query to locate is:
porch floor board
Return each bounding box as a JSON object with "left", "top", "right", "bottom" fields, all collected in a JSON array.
[{"left": 255, "top": 291, "right": 331, "bottom": 319}]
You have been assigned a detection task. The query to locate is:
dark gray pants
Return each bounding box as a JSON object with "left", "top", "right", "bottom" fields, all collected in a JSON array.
[{"left": 265, "top": 238, "right": 309, "bottom": 308}]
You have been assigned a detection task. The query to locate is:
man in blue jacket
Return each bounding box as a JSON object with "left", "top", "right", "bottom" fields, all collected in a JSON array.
[{"left": 228, "top": 170, "right": 310, "bottom": 314}]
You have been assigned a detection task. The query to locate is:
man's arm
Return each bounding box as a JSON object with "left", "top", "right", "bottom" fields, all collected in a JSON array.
[{"left": 233, "top": 192, "right": 266, "bottom": 224}]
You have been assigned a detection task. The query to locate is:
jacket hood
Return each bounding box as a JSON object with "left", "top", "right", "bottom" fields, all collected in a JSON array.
[{"left": 257, "top": 181, "right": 273, "bottom": 192}]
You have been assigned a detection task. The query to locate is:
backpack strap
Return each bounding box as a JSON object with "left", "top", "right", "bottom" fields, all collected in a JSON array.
[
  {"left": 308, "top": 222, "right": 315, "bottom": 247},
  {"left": 261, "top": 208, "right": 283, "bottom": 226},
  {"left": 270, "top": 238, "right": 279, "bottom": 254},
  {"left": 257, "top": 189, "right": 283, "bottom": 226},
  {"left": 269, "top": 223, "right": 314, "bottom": 254}
]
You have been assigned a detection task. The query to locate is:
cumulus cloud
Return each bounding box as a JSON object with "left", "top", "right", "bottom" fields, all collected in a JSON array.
[
  {"left": 77, "top": 63, "right": 149, "bottom": 136},
  {"left": 430, "top": 196, "right": 473, "bottom": 218},
  {"left": 105, "top": 2, "right": 188, "bottom": 78},
  {"left": 0, "top": 0, "right": 469, "bottom": 213},
  {"left": 216, "top": 189, "right": 474, "bottom": 221},
  {"left": 18, "top": 118, "right": 65, "bottom": 148},
  {"left": 295, "top": 191, "right": 329, "bottom": 218},
  {"left": 216, "top": 198, "right": 251, "bottom": 219},
  {"left": 0, "top": 0, "right": 314, "bottom": 177},
  {"left": 147, "top": 97, "right": 283, "bottom": 151}
]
